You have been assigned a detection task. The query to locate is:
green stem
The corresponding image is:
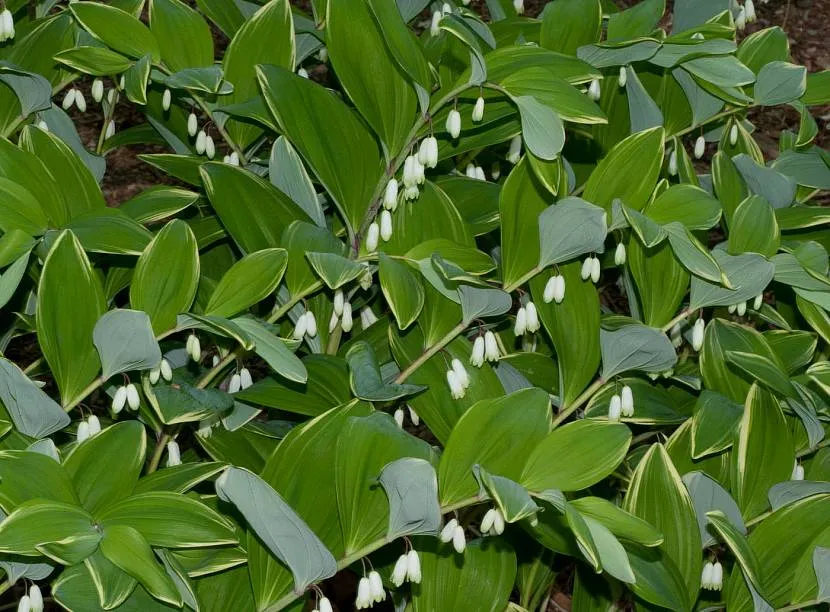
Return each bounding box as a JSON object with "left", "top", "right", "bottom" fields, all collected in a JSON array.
[
  {"left": 551, "top": 377, "right": 605, "bottom": 428},
  {"left": 146, "top": 432, "right": 171, "bottom": 474},
  {"left": 22, "top": 356, "right": 43, "bottom": 375},
  {"left": 504, "top": 265, "right": 542, "bottom": 294},
  {"left": 669, "top": 107, "right": 745, "bottom": 140},
  {"left": 95, "top": 85, "right": 119, "bottom": 156},
  {"left": 797, "top": 438, "right": 830, "bottom": 459},
  {"left": 661, "top": 309, "right": 692, "bottom": 333},
  {"left": 393, "top": 323, "right": 466, "bottom": 384},
  {"left": 64, "top": 376, "right": 104, "bottom": 413}
]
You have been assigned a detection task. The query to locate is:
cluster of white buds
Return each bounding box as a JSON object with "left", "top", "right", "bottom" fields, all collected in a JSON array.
[
  {"left": 223, "top": 152, "right": 240, "bottom": 166},
  {"left": 792, "top": 461, "right": 805, "bottom": 480},
  {"left": 391, "top": 550, "right": 421, "bottom": 587},
  {"left": 150, "top": 358, "right": 173, "bottom": 384},
  {"left": 701, "top": 561, "right": 723, "bottom": 590},
  {"left": 728, "top": 301, "right": 747, "bottom": 316},
  {"left": 692, "top": 318, "right": 705, "bottom": 351},
  {"left": 186, "top": 334, "right": 201, "bottom": 362},
  {"left": 587, "top": 78, "right": 601, "bottom": 101},
  {"left": 62, "top": 88, "right": 87, "bottom": 112},
  {"left": 729, "top": 123, "right": 739, "bottom": 146},
  {"left": 77, "top": 414, "right": 101, "bottom": 443},
  {"left": 330, "top": 291, "right": 354, "bottom": 333},
  {"left": 197, "top": 130, "right": 216, "bottom": 159},
  {"left": 471, "top": 331, "right": 500, "bottom": 367},
  {"left": 383, "top": 178, "right": 399, "bottom": 211},
  {"left": 162, "top": 88, "right": 172, "bottom": 111},
  {"left": 417, "top": 136, "right": 439, "bottom": 169},
  {"left": 446, "top": 108, "right": 462, "bottom": 139},
  {"left": 668, "top": 149, "right": 678, "bottom": 176},
  {"left": 229, "top": 367, "right": 254, "bottom": 393},
  {"left": 481, "top": 507, "right": 506, "bottom": 536},
  {"left": 166, "top": 440, "right": 182, "bottom": 467},
  {"left": 472, "top": 96, "right": 485, "bottom": 122},
  {"left": 17, "top": 585, "right": 42, "bottom": 612},
  {"left": 112, "top": 383, "right": 140, "bottom": 413},
  {"left": 514, "top": 302, "right": 540, "bottom": 336},
  {"left": 403, "top": 153, "right": 425, "bottom": 200},
  {"left": 311, "top": 596, "right": 333, "bottom": 612},
  {"left": 543, "top": 274, "right": 566, "bottom": 304},
  {"left": 446, "top": 358, "right": 471, "bottom": 400},
  {"left": 581, "top": 255, "right": 601, "bottom": 283},
  {"left": 0, "top": 8, "right": 14, "bottom": 41},
  {"left": 614, "top": 243, "right": 627, "bottom": 266},
  {"left": 293, "top": 310, "right": 318, "bottom": 340},
  {"left": 694, "top": 135, "right": 706, "bottom": 159},
  {"left": 355, "top": 570, "right": 385, "bottom": 609},
  {"left": 104, "top": 120, "right": 116, "bottom": 140},
  {"left": 465, "top": 163, "right": 486, "bottom": 181},
  {"left": 506, "top": 135, "right": 522, "bottom": 164},
  {"left": 618, "top": 66, "right": 627, "bottom": 88},
  {"left": 393, "top": 405, "right": 420, "bottom": 428},
  {"left": 92, "top": 78, "right": 105, "bottom": 103},
  {"left": 440, "top": 518, "right": 467, "bottom": 553}
]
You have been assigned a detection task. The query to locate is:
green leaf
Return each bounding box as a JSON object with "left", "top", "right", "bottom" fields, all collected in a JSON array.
[
  {"left": 345, "top": 341, "right": 424, "bottom": 402},
  {"left": 707, "top": 510, "right": 772, "bottom": 603},
  {"left": 725, "top": 350, "right": 796, "bottom": 397},
  {"left": 0, "top": 358, "right": 70, "bottom": 438},
  {"left": 305, "top": 252, "right": 367, "bottom": 291},
  {"left": 133, "top": 462, "right": 226, "bottom": 495},
  {"left": 459, "top": 285, "right": 512, "bottom": 324},
  {"left": 500, "top": 66, "right": 607, "bottom": 124},
  {"left": 521, "top": 420, "right": 631, "bottom": 492},
  {"left": 232, "top": 316, "right": 307, "bottom": 384},
  {"left": 84, "top": 550, "right": 138, "bottom": 610},
  {"left": 682, "top": 55, "right": 756, "bottom": 88},
  {"left": 130, "top": 220, "right": 199, "bottom": 334},
  {"left": 691, "top": 390, "right": 743, "bottom": 458},
  {"left": 54, "top": 46, "right": 134, "bottom": 75},
  {"left": 728, "top": 195, "right": 780, "bottom": 257},
  {"left": 123, "top": 54, "right": 151, "bottom": 105},
  {"left": 70, "top": 2, "right": 161, "bottom": 62},
  {"left": 570, "top": 497, "right": 664, "bottom": 548},
  {"left": 149, "top": 0, "right": 213, "bottom": 72},
  {"left": 204, "top": 249, "right": 287, "bottom": 318},
  {"left": 65, "top": 209, "right": 153, "bottom": 256},
  {"left": 625, "top": 65, "right": 664, "bottom": 133},
  {"left": 36, "top": 230, "right": 105, "bottom": 407},
  {"left": 600, "top": 324, "right": 676, "bottom": 379},
  {"left": 732, "top": 153, "right": 796, "bottom": 209},
  {"left": 689, "top": 250, "right": 774, "bottom": 310},
  {"left": 539, "top": 0, "right": 601, "bottom": 56},
  {"left": 608, "top": 0, "right": 665, "bottom": 40},
  {"left": 379, "top": 254, "right": 424, "bottom": 330},
  {"left": 163, "top": 65, "right": 232, "bottom": 94},
  {"left": 378, "top": 457, "right": 442, "bottom": 539},
  {"left": 511, "top": 96, "right": 565, "bottom": 161},
  {"left": 0, "top": 499, "right": 99, "bottom": 563},
  {"left": 149, "top": 381, "right": 233, "bottom": 425},
  {"left": 682, "top": 471, "right": 745, "bottom": 548},
  {"left": 269, "top": 137, "right": 325, "bottom": 227},
  {"left": 0, "top": 178, "right": 48, "bottom": 237},
  {"left": 0, "top": 450, "right": 77, "bottom": 510},
  {"left": 93, "top": 310, "right": 162, "bottom": 380},
  {"left": 664, "top": 222, "right": 726, "bottom": 284},
  {"left": 646, "top": 184, "right": 722, "bottom": 230},
  {"left": 755, "top": 61, "right": 807, "bottom": 106},
  {"left": 538, "top": 197, "right": 607, "bottom": 268},
  {"left": 475, "top": 467, "right": 540, "bottom": 523}
]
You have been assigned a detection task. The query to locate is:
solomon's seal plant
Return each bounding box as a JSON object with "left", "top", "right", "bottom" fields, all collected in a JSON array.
[{"left": 0, "top": 0, "right": 828, "bottom": 610}]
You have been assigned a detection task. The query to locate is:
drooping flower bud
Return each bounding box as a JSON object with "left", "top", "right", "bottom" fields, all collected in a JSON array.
[
  {"left": 383, "top": 178, "right": 398, "bottom": 210},
  {"left": 484, "top": 330, "right": 500, "bottom": 362},
  {"left": 394, "top": 407, "right": 404, "bottom": 428},
  {"left": 701, "top": 561, "right": 714, "bottom": 590},
  {"left": 694, "top": 135, "right": 705, "bottom": 159},
  {"left": 74, "top": 89, "right": 87, "bottom": 113},
  {"left": 426, "top": 136, "right": 438, "bottom": 168},
  {"left": 92, "top": 78, "right": 104, "bottom": 103},
  {"left": 195, "top": 130, "right": 207, "bottom": 155},
  {"left": 543, "top": 275, "right": 557, "bottom": 303},
  {"left": 228, "top": 152, "right": 240, "bottom": 166},
  {"left": 366, "top": 221, "right": 380, "bottom": 252},
  {"left": 442, "top": 2, "right": 451, "bottom": 14},
  {"left": 581, "top": 256, "right": 593, "bottom": 280},
  {"left": 753, "top": 293, "right": 763, "bottom": 310},
  {"left": 107, "top": 88, "right": 116, "bottom": 105},
  {"left": 126, "top": 383, "right": 140, "bottom": 410},
  {"left": 368, "top": 570, "right": 385, "bottom": 603},
  {"left": 391, "top": 554, "right": 408, "bottom": 587},
  {"left": 162, "top": 88, "right": 171, "bottom": 111},
  {"left": 793, "top": 462, "right": 805, "bottom": 480},
  {"left": 474, "top": 166, "right": 486, "bottom": 181},
  {"left": 362, "top": 307, "right": 379, "bottom": 328},
  {"left": 492, "top": 508, "right": 505, "bottom": 534},
  {"left": 668, "top": 149, "right": 678, "bottom": 176},
  {"left": 471, "top": 335, "right": 485, "bottom": 367},
  {"left": 745, "top": 0, "right": 756, "bottom": 22},
  {"left": 77, "top": 420, "right": 91, "bottom": 443},
  {"left": 507, "top": 135, "right": 522, "bottom": 164},
  {"left": 729, "top": 123, "right": 738, "bottom": 146},
  {"left": 105, "top": 120, "right": 116, "bottom": 140},
  {"left": 36, "top": 119, "right": 48, "bottom": 131},
  {"left": 472, "top": 96, "right": 485, "bottom": 122},
  {"left": 446, "top": 369, "right": 465, "bottom": 400},
  {"left": 588, "top": 78, "right": 601, "bottom": 101},
  {"left": 113, "top": 385, "right": 128, "bottom": 413},
  {"left": 621, "top": 385, "right": 634, "bottom": 417},
  {"left": 329, "top": 311, "right": 339, "bottom": 333},
  {"left": 160, "top": 358, "right": 173, "bottom": 382},
  {"left": 615, "top": 242, "right": 626, "bottom": 266},
  {"left": 711, "top": 561, "right": 723, "bottom": 590},
  {"left": 671, "top": 323, "right": 683, "bottom": 348},
  {"left": 618, "top": 66, "right": 627, "bottom": 88},
  {"left": 187, "top": 112, "right": 198, "bottom": 137},
  {"left": 228, "top": 373, "right": 241, "bottom": 394},
  {"left": 166, "top": 440, "right": 181, "bottom": 467},
  {"left": 481, "top": 508, "right": 496, "bottom": 534},
  {"left": 514, "top": 306, "right": 527, "bottom": 336},
  {"left": 452, "top": 525, "right": 466, "bottom": 553},
  {"left": 525, "top": 301, "right": 540, "bottom": 332},
  {"left": 408, "top": 405, "right": 420, "bottom": 425},
  {"left": 404, "top": 185, "right": 420, "bottom": 201},
  {"left": 319, "top": 597, "right": 333, "bottom": 612},
  {"left": 118, "top": 75, "right": 125, "bottom": 90},
  {"left": 736, "top": 301, "right": 747, "bottom": 316},
  {"left": 332, "top": 289, "right": 345, "bottom": 317},
  {"left": 380, "top": 210, "right": 393, "bottom": 242},
  {"left": 452, "top": 358, "right": 470, "bottom": 389},
  {"left": 465, "top": 163, "right": 477, "bottom": 179},
  {"left": 406, "top": 549, "right": 421, "bottom": 583},
  {"left": 16, "top": 595, "right": 29, "bottom": 612},
  {"left": 28, "top": 585, "right": 43, "bottom": 612},
  {"left": 590, "top": 256, "right": 601, "bottom": 284},
  {"left": 692, "top": 318, "right": 705, "bottom": 352},
  {"left": 205, "top": 135, "right": 216, "bottom": 160},
  {"left": 293, "top": 312, "right": 309, "bottom": 340},
  {"left": 491, "top": 161, "right": 501, "bottom": 180},
  {"left": 341, "top": 301, "right": 354, "bottom": 332},
  {"left": 297, "top": 67, "right": 309, "bottom": 79},
  {"left": 87, "top": 414, "right": 101, "bottom": 436},
  {"left": 149, "top": 366, "right": 161, "bottom": 385},
  {"left": 430, "top": 10, "right": 442, "bottom": 36},
  {"left": 0, "top": 9, "right": 14, "bottom": 41},
  {"left": 355, "top": 576, "right": 372, "bottom": 609},
  {"left": 239, "top": 367, "right": 253, "bottom": 389},
  {"left": 62, "top": 88, "right": 77, "bottom": 111},
  {"left": 403, "top": 155, "right": 416, "bottom": 188},
  {"left": 305, "top": 311, "right": 318, "bottom": 337},
  {"left": 608, "top": 394, "right": 622, "bottom": 421},
  {"left": 446, "top": 109, "right": 461, "bottom": 139},
  {"left": 553, "top": 275, "right": 566, "bottom": 303},
  {"left": 440, "top": 518, "right": 458, "bottom": 542},
  {"left": 513, "top": 0, "right": 524, "bottom": 14},
  {"left": 735, "top": 6, "right": 746, "bottom": 30}
]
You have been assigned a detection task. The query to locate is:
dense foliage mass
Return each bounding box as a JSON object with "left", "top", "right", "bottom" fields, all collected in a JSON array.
[{"left": 0, "top": 0, "right": 829, "bottom": 610}]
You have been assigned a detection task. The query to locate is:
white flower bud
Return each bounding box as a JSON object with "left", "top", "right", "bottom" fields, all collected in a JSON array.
[
  {"left": 369, "top": 570, "right": 385, "bottom": 603},
  {"left": 442, "top": 2, "right": 452, "bottom": 14},
  {"left": 118, "top": 75, "right": 125, "bottom": 90},
  {"left": 451, "top": 358, "right": 470, "bottom": 389},
  {"left": 728, "top": 304, "right": 737, "bottom": 314},
  {"left": 701, "top": 561, "right": 714, "bottom": 589},
  {"left": 507, "top": 135, "right": 522, "bottom": 164},
  {"left": 692, "top": 318, "right": 705, "bottom": 352},
  {"left": 87, "top": 414, "right": 101, "bottom": 436},
  {"left": 492, "top": 508, "right": 505, "bottom": 534},
  {"left": 329, "top": 311, "right": 339, "bottom": 333},
  {"left": 474, "top": 166, "right": 486, "bottom": 181},
  {"left": 472, "top": 96, "right": 485, "bottom": 122},
  {"left": 671, "top": 323, "right": 683, "bottom": 348},
  {"left": 159, "top": 358, "right": 172, "bottom": 381},
  {"left": 293, "top": 312, "right": 309, "bottom": 340},
  {"left": 74, "top": 89, "right": 87, "bottom": 113},
  {"left": 491, "top": 162, "right": 501, "bottom": 180},
  {"left": 166, "top": 440, "right": 181, "bottom": 467},
  {"left": 745, "top": 0, "right": 756, "bottom": 22},
  {"left": 525, "top": 302, "right": 540, "bottom": 332},
  {"left": 581, "top": 256, "right": 593, "bottom": 280},
  {"left": 356, "top": 576, "right": 371, "bottom": 609},
  {"left": 793, "top": 462, "right": 805, "bottom": 480},
  {"left": 36, "top": 120, "right": 48, "bottom": 131},
  {"left": 514, "top": 306, "right": 527, "bottom": 336},
  {"left": 440, "top": 518, "right": 458, "bottom": 542},
  {"left": 513, "top": 0, "right": 524, "bottom": 13},
  {"left": 0, "top": 9, "right": 14, "bottom": 41},
  {"left": 195, "top": 130, "right": 207, "bottom": 155},
  {"left": 394, "top": 408, "right": 405, "bottom": 428},
  {"left": 162, "top": 88, "right": 171, "bottom": 111},
  {"left": 391, "top": 554, "right": 408, "bottom": 587},
  {"left": 543, "top": 276, "right": 557, "bottom": 303},
  {"left": 735, "top": 6, "right": 746, "bottom": 30},
  {"left": 447, "top": 369, "right": 465, "bottom": 399},
  {"left": 590, "top": 256, "right": 601, "bottom": 284},
  {"left": 205, "top": 135, "right": 216, "bottom": 160},
  {"left": 319, "top": 597, "right": 333, "bottom": 612},
  {"left": 107, "top": 88, "right": 116, "bottom": 105},
  {"left": 333, "top": 290, "right": 345, "bottom": 316},
  {"left": 404, "top": 185, "right": 419, "bottom": 201},
  {"left": 753, "top": 293, "right": 763, "bottom": 310},
  {"left": 77, "top": 420, "right": 90, "bottom": 443},
  {"left": 228, "top": 151, "right": 240, "bottom": 166},
  {"left": 380, "top": 210, "right": 393, "bottom": 241},
  {"left": 466, "top": 163, "right": 477, "bottom": 179},
  {"left": 126, "top": 383, "right": 140, "bottom": 410},
  {"left": 366, "top": 221, "right": 380, "bottom": 252},
  {"left": 403, "top": 155, "right": 416, "bottom": 187},
  {"left": 615, "top": 242, "right": 626, "bottom": 266},
  {"left": 736, "top": 301, "right": 747, "bottom": 316},
  {"left": 621, "top": 385, "right": 634, "bottom": 417},
  {"left": 553, "top": 275, "right": 565, "bottom": 303},
  {"left": 618, "top": 66, "right": 627, "bottom": 88},
  {"left": 481, "top": 508, "right": 496, "bottom": 534},
  {"left": 113, "top": 385, "right": 128, "bottom": 413},
  {"left": 297, "top": 67, "right": 309, "bottom": 79},
  {"left": 430, "top": 10, "right": 442, "bottom": 36},
  {"left": 447, "top": 109, "right": 461, "bottom": 139},
  {"left": 588, "top": 79, "right": 601, "bottom": 101},
  {"left": 406, "top": 549, "right": 421, "bottom": 583},
  {"left": 149, "top": 367, "right": 160, "bottom": 385},
  {"left": 452, "top": 525, "right": 466, "bottom": 553},
  {"left": 729, "top": 123, "right": 739, "bottom": 146},
  {"left": 187, "top": 112, "right": 198, "bottom": 137},
  {"left": 426, "top": 136, "right": 439, "bottom": 168},
  {"left": 92, "top": 78, "right": 104, "bottom": 103},
  {"left": 668, "top": 149, "right": 678, "bottom": 176},
  {"left": 228, "top": 373, "right": 241, "bottom": 394},
  {"left": 711, "top": 561, "right": 723, "bottom": 590},
  {"left": 16, "top": 595, "right": 29, "bottom": 612},
  {"left": 105, "top": 120, "right": 116, "bottom": 140},
  {"left": 28, "top": 586, "right": 43, "bottom": 612},
  {"left": 211, "top": 355, "right": 220, "bottom": 367},
  {"left": 383, "top": 178, "right": 398, "bottom": 210},
  {"left": 694, "top": 135, "right": 705, "bottom": 159},
  {"left": 361, "top": 306, "right": 379, "bottom": 329},
  {"left": 62, "top": 88, "right": 76, "bottom": 110},
  {"left": 341, "top": 302, "right": 353, "bottom": 332},
  {"left": 239, "top": 367, "right": 253, "bottom": 389},
  {"left": 305, "top": 311, "right": 318, "bottom": 337},
  {"left": 608, "top": 394, "right": 622, "bottom": 421},
  {"left": 408, "top": 405, "right": 420, "bottom": 425},
  {"left": 471, "top": 335, "right": 485, "bottom": 367},
  {"left": 484, "top": 330, "right": 499, "bottom": 362}
]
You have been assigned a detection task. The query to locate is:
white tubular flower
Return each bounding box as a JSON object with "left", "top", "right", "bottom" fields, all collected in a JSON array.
[
  {"left": 618, "top": 66, "right": 627, "bottom": 88},
  {"left": 543, "top": 275, "right": 557, "bottom": 303},
  {"left": 513, "top": 0, "right": 524, "bottom": 14},
  {"left": 195, "top": 130, "right": 207, "bottom": 155},
  {"left": 319, "top": 597, "right": 333, "bottom": 612},
  {"left": 701, "top": 561, "right": 714, "bottom": 590},
  {"left": 205, "top": 135, "right": 216, "bottom": 160},
  {"left": 404, "top": 185, "right": 420, "bottom": 201},
  {"left": 391, "top": 554, "right": 408, "bottom": 587},
  {"left": 355, "top": 577, "right": 372, "bottom": 609},
  {"left": 341, "top": 301, "right": 354, "bottom": 332},
  {"left": 366, "top": 221, "right": 380, "bottom": 252},
  {"left": 368, "top": 570, "right": 385, "bottom": 603},
  {"left": 118, "top": 75, "right": 125, "bottom": 90},
  {"left": 228, "top": 152, "right": 240, "bottom": 166},
  {"left": 87, "top": 414, "right": 101, "bottom": 436},
  {"left": 28, "top": 586, "right": 43, "bottom": 612},
  {"left": 408, "top": 405, "right": 420, "bottom": 425},
  {"left": 187, "top": 112, "right": 198, "bottom": 137},
  {"left": 162, "top": 88, "right": 171, "bottom": 111},
  {"left": 581, "top": 256, "right": 593, "bottom": 280},
  {"left": 465, "top": 163, "right": 477, "bottom": 179},
  {"left": 292, "top": 312, "right": 309, "bottom": 340},
  {"left": 514, "top": 306, "right": 527, "bottom": 337},
  {"left": 414, "top": 156, "right": 425, "bottom": 185},
  {"left": 380, "top": 210, "right": 393, "bottom": 242},
  {"left": 736, "top": 301, "right": 747, "bottom": 316},
  {"left": 426, "top": 136, "right": 439, "bottom": 168},
  {"left": 729, "top": 304, "right": 737, "bottom": 313},
  {"left": 334, "top": 289, "right": 345, "bottom": 316},
  {"left": 166, "top": 440, "right": 182, "bottom": 467},
  {"left": 735, "top": 6, "right": 746, "bottom": 30},
  {"left": 474, "top": 166, "right": 486, "bottom": 181},
  {"left": 107, "top": 88, "right": 116, "bottom": 105},
  {"left": 329, "top": 311, "right": 339, "bottom": 334},
  {"left": 793, "top": 462, "right": 805, "bottom": 480},
  {"left": 430, "top": 10, "right": 442, "bottom": 36},
  {"left": 745, "top": 0, "right": 756, "bottom": 22},
  {"left": 692, "top": 318, "right": 705, "bottom": 352},
  {"left": 383, "top": 178, "right": 398, "bottom": 210},
  {"left": 615, "top": 242, "right": 626, "bottom": 266},
  {"left": 484, "top": 330, "right": 500, "bottom": 362},
  {"left": 0, "top": 9, "right": 14, "bottom": 41},
  {"left": 161, "top": 358, "right": 173, "bottom": 381},
  {"left": 228, "top": 373, "right": 241, "bottom": 394},
  {"left": 554, "top": 275, "right": 566, "bottom": 303},
  {"left": 668, "top": 149, "right": 678, "bottom": 176},
  {"left": 149, "top": 367, "right": 161, "bottom": 385},
  {"left": 590, "top": 256, "right": 601, "bottom": 284},
  {"left": 394, "top": 407, "right": 405, "bottom": 428},
  {"left": 525, "top": 302, "right": 540, "bottom": 333},
  {"left": 472, "top": 96, "right": 485, "bottom": 122},
  {"left": 403, "top": 155, "right": 416, "bottom": 187},
  {"left": 406, "top": 549, "right": 421, "bottom": 583},
  {"left": 360, "top": 306, "right": 379, "bottom": 329},
  {"left": 62, "top": 88, "right": 76, "bottom": 110},
  {"left": 471, "top": 335, "right": 485, "bottom": 367},
  {"left": 92, "top": 78, "right": 104, "bottom": 103},
  {"left": 297, "top": 67, "right": 309, "bottom": 79},
  {"left": 447, "top": 109, "right": 461, "bottom": 139},
  {"left": 74, "top": 89, "right": 87, "bottom": 113},
  {"left": 306, "top": 311, "right": 318, "bottom": 337},
  {"left": 418, "top": 138, "right": 431, "bottom": 166},
  {"left": 185, "top": 333, "right": 195, "bottom": 357},
  {"left": 447, "top": 369, "right": 465, "bottom": 400},
  {"left": 440, "top": 518, "right": 458, "bottom": 542},
  {"left": 608, "top": 394, "right": 622, "bottom": 421},
  {"left": 481, "top": 508, "right": 496, "bottom": 534},
  {"left": 621, "top": 385, "right": 634, "bottom": 417},
  {"left": 492, "top": 508, "right": 505, "bottom": 534},
  {"left": 211, "top": 355, "right": 220, "bottom": 367},
  {"left": 239, "top": 367, "right": 253, "bottom": 389},
  {"left": 16, "top": 595, "right": 29, "bottom": 612},
  {"left": 507, "top": 135, "right": 522, "bottom": 164},
  {"left": 126, "top": 383, "right": 140, "bottom": 410},
  {"left": 105, "top": 120, "right": 116, "bottom": 140},
  {"left": 452, "top": 525, "right": 466, "bottom": 553},
  {"left": 77, "top": 420, "right": 91, "bottom": 443},
  {"left": 113, "top": 385, "right": 128, "bottom": 413},
  {"left": 588, "top": 78, "right": 601, "bottom": 101},
  {"left": 753, "top": 293, "right": 763, "bottom": 310},
  {"left": 452, "top": 358, "right": 470, "bottom": 389},
  {"left": 729, "top": 123, "right": 739, "bottom": 146},
  {"left": 711, "top": 561, "right": 723, "bottom": 591},
  {"left": 442, "top": 2, "right": 451, "bottom": 14},
  {"left": 694, "top": 135, "right": 705, "bottom": 159}
]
